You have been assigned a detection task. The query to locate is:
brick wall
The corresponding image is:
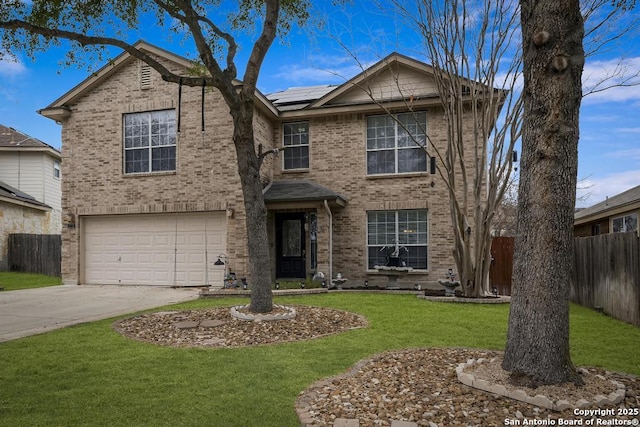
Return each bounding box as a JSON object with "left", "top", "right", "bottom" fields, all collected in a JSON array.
[
  {"left": 59, "top": 55, "right": 269, "bottom": 284},
  {"left": 271, "top": 109, "right": 480, "bottom": 288}
]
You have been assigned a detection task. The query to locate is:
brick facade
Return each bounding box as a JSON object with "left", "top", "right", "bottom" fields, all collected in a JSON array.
[{"left": 44, "top": 43, "right": 483, "bottom": 288}]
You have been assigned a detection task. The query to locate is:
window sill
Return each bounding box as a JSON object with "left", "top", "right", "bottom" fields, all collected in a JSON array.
[
  {"left": 366, "top": 269, "right": 429, "bottom": 275},
  {"left": 366, "top": 172, "right": 430, "bottom": 180},
  {"left": 281, "top": 168, "right": 310, "bottom": 174},
  {"left": 123, "top": 171, "right": 177, "bottom": 178}
]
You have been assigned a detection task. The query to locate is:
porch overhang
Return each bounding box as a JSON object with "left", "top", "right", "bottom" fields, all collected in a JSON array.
[{"left": 263, "top": 180, "right": 347, "bottom": 210}]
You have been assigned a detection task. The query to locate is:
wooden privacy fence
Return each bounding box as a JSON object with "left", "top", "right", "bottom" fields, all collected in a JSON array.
[
  {"left": 8, "top": 233, "right": 61, "bottom": 277},
  {"left": 572, "top": 232, "right": 640, "bottom": 326},
  {"left": 490, "top": 236, "right": 514, "bottom": 296}
]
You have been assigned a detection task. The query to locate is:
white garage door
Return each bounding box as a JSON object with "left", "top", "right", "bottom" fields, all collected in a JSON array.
[{"left": 83, "top": 212, "right": 226, "bottom": 286}]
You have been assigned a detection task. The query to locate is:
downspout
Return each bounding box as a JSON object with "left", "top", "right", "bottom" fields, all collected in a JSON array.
[{"left": 323, "top": 200, "right": 333, "bottom": 284}]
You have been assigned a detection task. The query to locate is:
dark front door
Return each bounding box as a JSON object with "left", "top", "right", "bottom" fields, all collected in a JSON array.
[{"left": 276, "top": 213, "right": 306, "bottom": 278}]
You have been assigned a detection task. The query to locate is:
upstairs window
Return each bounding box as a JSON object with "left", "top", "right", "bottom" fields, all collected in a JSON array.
[
  {"left": 283, "top": 122, "right": 309, "bottom": 170},
  {"left": 366, "top": 112, "right": 427, "bottom": 175},
  {"left": 53, "top": 160, "right": 61, "bottom": 179},
  {"left": 124, "top": 110, "right": 176, "bottom": 174},
  {"left": 612, "top": 213, "right": 638, "bottom": 233}
]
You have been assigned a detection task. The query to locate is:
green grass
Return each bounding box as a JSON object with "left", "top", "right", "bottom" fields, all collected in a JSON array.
[
  {"left": 0, "top": 271, "right": 61, "bottom": 291},
  {"left": 0, "top": 294, "right": 637, "bottom": 426}
]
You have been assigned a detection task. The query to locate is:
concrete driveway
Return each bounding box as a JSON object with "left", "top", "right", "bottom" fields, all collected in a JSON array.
[{"left": 0, "top": 285, "right": 200, "bottom": 342}]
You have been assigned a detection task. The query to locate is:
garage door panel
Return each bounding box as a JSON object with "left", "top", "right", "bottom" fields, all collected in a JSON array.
[{"left": 84, "top": 212, "right": 226, "bottom": 286}]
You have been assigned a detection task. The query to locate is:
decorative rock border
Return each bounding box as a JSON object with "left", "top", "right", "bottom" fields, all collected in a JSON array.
[
  {"left": 456, "top": 358, "right": 627, "bottom": 411},
  {"left": 229, "top": 304, "right": 296, "bottom": 321}
]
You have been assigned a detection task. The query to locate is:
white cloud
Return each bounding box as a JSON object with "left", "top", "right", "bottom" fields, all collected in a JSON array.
[
  {"left": 606, "top": 147, "right": 640, "bottom": 160},
  {"left": 582, "top": 56, "right": 640, "bottom": 104},
  {"left": 616, "top": 127, "right": 640, "bottom": 134},
  {"left": 0, "top": 55, "right": 27, "bottom": 77},
  {"left": 270, "top": 53, "right": 377, "bottom": 89},
  {"left": 577, "top": 170, "right": 640, "bottom": 207}
]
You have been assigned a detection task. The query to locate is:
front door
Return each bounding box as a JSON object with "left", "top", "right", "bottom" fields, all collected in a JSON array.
[{"left": 276, "top": 213, "right": 306, "bottom": 278}]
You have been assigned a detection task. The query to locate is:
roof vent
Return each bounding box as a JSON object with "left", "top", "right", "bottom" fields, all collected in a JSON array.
[{"left": 140, "top": 63, "right": 152, "bottom": 90}]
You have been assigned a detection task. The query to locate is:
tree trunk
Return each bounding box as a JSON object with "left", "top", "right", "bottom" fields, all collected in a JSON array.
[
  {"left": 502, "top": 0, "right": 585, "bottom": 385},
  {"left": 232, "top": 99, "right": 273, "bottom": 313}
]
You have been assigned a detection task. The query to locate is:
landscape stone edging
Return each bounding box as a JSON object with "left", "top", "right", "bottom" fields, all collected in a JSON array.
[
  {"left": 229, "top": 304, "right": 296, "bottom": 321},
  {"left": 456, "top": 358, "right": 626, "bottom": 411}
]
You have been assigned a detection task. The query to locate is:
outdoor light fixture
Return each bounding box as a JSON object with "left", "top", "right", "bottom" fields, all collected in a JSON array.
[
  {"left": 364, "top": 280, "right": 369, "bottom": 288},
  {"left": 300, "top": 281, "right": 305, "bottom": 289},
  {"left": 242, "top": 278, "right": 248, "bottom": 291},
  {"left": 214, "top": 254, "right": 229, "bottom": 289},
  {"left": 275, "top": 282, "right": 280, "bottom": 290}
]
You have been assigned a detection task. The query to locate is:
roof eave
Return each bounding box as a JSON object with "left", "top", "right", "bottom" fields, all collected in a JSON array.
[
  {"left": 38, "top": 106, "right": 72, "bottom": 123},
  {"left": 574, "top": 201, "right": 640, "bottom": 225},
  {"left": 0, "top": 195, "right": 51, "bottom": 211},
  {"left": 0, "top": 145, "right": 62, "bottom": 159},
  {"left": 277, "top": 95, "right": 444, "bottom": 119}
]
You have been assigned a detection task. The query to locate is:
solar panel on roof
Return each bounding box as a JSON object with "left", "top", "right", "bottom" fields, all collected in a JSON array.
[{"left": 267, "top": 84, "right": 337, "bottom": 106}]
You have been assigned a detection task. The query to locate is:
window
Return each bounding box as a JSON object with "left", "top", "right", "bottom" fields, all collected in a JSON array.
[
  {"left": 283, "top": 121, "right": 309, "bottom": 170},
  {"left": 612, "top": 213, "right": 638, "bottom": 233},
  {"left": 367, "top": 210, "right": 428, "bottom": 269},
  {"left": 124, "top": 110, "right": 176, "bottom": 174},
  {"left": 53, "top": 160, "right": 61, "bottom": 179},
  {"left": 366, "top": 112, "right": 427, "bottom": 175}
]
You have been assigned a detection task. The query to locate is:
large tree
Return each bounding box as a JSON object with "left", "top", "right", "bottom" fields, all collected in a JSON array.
[
  {"left": 0, "top": 0, "right": 310, "bottom": 313},
  {"left": 502, "top": 0, "right": 586, "bottom": 385}
]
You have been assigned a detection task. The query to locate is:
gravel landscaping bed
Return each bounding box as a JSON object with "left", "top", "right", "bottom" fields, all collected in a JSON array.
[
  {"left": 113, "top": 305, "right": 368, "bottom": 348},
  {"left": 297, "top": 348, "right": 639, "bottom": 426},
  {"left": 113, "top": 305, "right": 639, "bottom": 426}
]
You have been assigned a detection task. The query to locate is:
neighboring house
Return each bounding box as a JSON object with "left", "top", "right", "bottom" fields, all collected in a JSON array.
[
  {"left": 574, "top": 185, "right": 640, "bottom": 237},
  {"left": 0, "top": 126, "right": 62, "bottom": 270},
  {"left": 39, "top": 41, "right": 487, "bottom": 288}
]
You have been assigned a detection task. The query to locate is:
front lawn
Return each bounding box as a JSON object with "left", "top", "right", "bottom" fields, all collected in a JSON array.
[
  {"left": 0, "top": 271, "right": 61, "bottom": 291},
  {"left": 0, "top": 294, "right": 637, "bottom": 426}
]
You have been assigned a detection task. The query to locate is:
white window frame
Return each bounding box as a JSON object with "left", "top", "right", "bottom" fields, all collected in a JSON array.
[
  {"left": 53, "top": 160, "right": 61, "bottom": 179},
  {"left": 367, "top": 209, "right": 429, "bottom": 270},
  {"left": 282, "top": 121, "right": 310, "bottom": 170},
  {"left": 366, "top": 111, "right": 428, "bottom": 175},
  {"left": 123, "top": 109, "right": 177, "bottom": 174},
  {"left": 611, "top": 212, "right": 638, "bottom": 233}
]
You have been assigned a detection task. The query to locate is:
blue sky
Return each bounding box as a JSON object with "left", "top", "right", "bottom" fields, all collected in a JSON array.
[{"left": 1, "top": 1, "right": 639, "bottom": 208}]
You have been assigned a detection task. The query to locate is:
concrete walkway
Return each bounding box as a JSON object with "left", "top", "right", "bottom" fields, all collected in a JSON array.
[{"left": 0, "top": 284, "right": 200, "bottom": 342}]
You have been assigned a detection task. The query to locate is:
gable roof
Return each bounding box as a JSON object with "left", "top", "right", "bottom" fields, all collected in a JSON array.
[
  {"left": 0, "top": 125, "right": 61, "bottom": 159},
  {"left": 38, "top": 40, "right": 278, "bottom": 122},
  {"left": 0, "top": 180, "right": 51, "bottom": 211},
  {"left": 309, "top": 52, "right": 440, "bottom": 109},
  {"left": 38, "top": 41, "right": 194, "bottom": 122},
  {"left": 574, "top": 184, "right": 640, "bottom": 224},
  {"left": 269, "top": 52, "right": 502, "bottom": 119}
]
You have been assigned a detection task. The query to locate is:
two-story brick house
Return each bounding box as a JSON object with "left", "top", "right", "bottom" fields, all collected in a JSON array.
[{"left": 39, "top": 41, "right": 483, "bottom": 288}]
